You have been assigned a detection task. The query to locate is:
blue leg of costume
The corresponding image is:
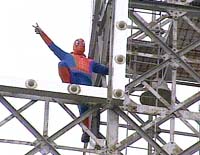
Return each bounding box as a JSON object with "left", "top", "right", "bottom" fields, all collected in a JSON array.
[
  {"left": 78, "top": 104, "right": 90, "bottom": 143},
  {"left": 78, "top": 104, "right": 89, "bottom": 116}
]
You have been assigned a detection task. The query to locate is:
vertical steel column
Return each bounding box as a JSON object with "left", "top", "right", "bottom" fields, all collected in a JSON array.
[
  {"left": 106, "top": 108, "right": 119, "bottom": 154},
  {"left": 148, "top": 115, "right": 153, "bottom": 155},
  {"left": 199, "top": 103, "right": 200, "bottom": 155},
  {"left": 107, "top": 0, "right": 118, "bottom": 154},
  {"left": 148, "top": 11, "right": 158, "bottom": 155},
  {"left": 111, "top": 0, "right": 128, "bottom": 98},
  {"left": 170, "top": 18, "right": 178, "bottom": 144},
  {"left": 106, "top": 0, "right": 129, "bottom": 154},
  {"left": 43, "top": 101, "right": 49, "bottom": 137},
  {"left": 170, "top": 68, "right": 176, "bottom": 143}
]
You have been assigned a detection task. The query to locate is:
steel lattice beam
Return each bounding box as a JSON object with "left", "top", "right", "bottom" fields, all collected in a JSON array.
[{"left": 129, "top": 0, "right": 200, "bottom": 15}]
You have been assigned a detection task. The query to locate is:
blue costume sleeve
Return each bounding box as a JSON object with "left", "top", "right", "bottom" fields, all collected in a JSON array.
[
  {"left": 48, "top": 43, "right": 71, "bottom": 60},
  {"left": 91, "top": 61, "right": 109, "bottom": 75},
  {"left": 39, "top": 30, "right": 71, "bottom": 60}
]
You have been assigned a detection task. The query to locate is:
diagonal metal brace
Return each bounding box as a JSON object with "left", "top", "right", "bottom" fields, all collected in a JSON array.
[{"left": 0, "top": 96, "right": 61, "bottom": 155}]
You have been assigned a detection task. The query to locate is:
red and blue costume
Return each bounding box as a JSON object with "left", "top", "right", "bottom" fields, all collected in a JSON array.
[{"left": 34, "top": 24, "right": 108, "bottom": 143}]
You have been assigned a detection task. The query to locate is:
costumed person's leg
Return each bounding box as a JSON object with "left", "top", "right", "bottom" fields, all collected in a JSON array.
[
  {"left": 78, "top": 104, "right": 91, "bottom": 143},
  {"left": 91, "top": 108, "right": 103, "bottom": 139}
]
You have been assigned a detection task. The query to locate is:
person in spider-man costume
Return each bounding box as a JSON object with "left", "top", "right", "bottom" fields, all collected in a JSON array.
[{"left": 33, "top": 23, "right": 108, "bottom": 143}]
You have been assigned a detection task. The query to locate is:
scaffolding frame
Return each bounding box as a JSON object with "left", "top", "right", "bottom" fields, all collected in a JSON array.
[{"left": 0, "top": 0, "right": 200, "bottom": 155}]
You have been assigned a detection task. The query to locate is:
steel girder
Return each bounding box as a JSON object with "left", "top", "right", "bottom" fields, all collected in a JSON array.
[{"left": 0, "top": 0, "right": 200, "bottom": 155}]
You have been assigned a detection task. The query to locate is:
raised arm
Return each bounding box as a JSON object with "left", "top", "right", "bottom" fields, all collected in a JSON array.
[{"left": 33, "top": 23, "right": 69, "bottom": 60}]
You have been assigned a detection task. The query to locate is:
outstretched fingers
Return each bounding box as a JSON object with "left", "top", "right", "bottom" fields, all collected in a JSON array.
[{"left": 32, "top": 23, "right": 42, "bottom": 34}]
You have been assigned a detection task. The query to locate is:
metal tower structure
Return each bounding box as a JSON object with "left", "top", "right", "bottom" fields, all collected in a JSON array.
[{"left": 0, "top": 0, "right": 200, "bottom": 155}]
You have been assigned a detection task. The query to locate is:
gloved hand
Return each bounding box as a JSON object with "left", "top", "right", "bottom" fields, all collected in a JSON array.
[{"left": 32, "top": 23, "right": 42, "bottom": 34}]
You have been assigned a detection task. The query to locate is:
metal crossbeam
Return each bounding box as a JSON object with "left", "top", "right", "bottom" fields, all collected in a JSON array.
[
  {"left": 123, "top": 103, "right": 200, "bottom": 121},
  {"left": 115, "top": 107, "right": 169, "bottom": 155},
  {"left": 25, "top": 105, "right": 100, "bottom": 154},
  {"left": 114, "top": 91, "right": 200, "bottom": 151},
  {"left": 0, "top": 96, "right": 61, "bottom": 155},
  {"left": 0, "top": 84, "right": 122, "bottom": 105},
  {"left": 0, "top": 100, "right": 36, "bottom": 127},
  {"left": 58, "top": 103, "right": 105, "bottom": 147},
  {"left": 1, "top": 0, "right": 200, "bottom": 154},
  {"left": 180, "top": 141, "right": 200, "bottom": 155},
  {"left": 130, "top": 12, "right": 200, "bottom": 82},
  {"left": 126, "top": 13, "right": 200, "bottom": 93},
  {"left": 129, "top": 0, "right": 200, "bottom": 15}
]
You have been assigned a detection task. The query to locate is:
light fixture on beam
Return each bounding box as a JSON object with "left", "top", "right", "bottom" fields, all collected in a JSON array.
[{"left": 140, "top": 78, "right": 171, "bottom": 107}]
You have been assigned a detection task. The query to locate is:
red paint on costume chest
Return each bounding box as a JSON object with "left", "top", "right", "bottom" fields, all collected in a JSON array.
[{"left": 73, "top": 55, "right": 91, "bottom": 74}]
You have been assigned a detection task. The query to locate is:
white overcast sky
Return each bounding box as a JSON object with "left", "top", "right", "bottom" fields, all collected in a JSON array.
[{"left": 0, "top": 0, "right": 200, "bottom": 155}]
